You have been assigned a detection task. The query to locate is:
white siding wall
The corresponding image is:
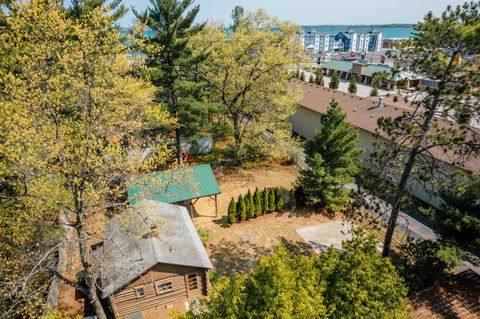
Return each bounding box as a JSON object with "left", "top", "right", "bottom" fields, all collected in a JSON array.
[{"left": 290, "top": 105, "right": 457, "bottom": 209}]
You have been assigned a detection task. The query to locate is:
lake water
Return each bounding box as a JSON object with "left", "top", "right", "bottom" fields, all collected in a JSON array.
[
  {"left": 123, "top": 27, "right": 415, "bottom": 40},
  {"left": 301, "top": 27, "right": 415, "bottom": 39}
]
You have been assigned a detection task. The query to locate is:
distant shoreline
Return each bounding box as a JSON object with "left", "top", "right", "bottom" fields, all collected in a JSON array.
[{"left": 301, "top": 24, "right": 415, "bottom": 29}]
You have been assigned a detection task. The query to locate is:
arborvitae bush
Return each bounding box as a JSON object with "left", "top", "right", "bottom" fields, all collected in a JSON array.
[
  {"left": 254, "top": 188, "right": 262, "bottom": 216},
  {"left": 329, "top": 72, "right": 339, "bottom": 89},
  {"left": 244, "top": 191, "right": 251, "bottom": 216},
  {"left": 309, "top": 74, "right": 314, "bottom": 83},
  {"left": 262, "top": 188, "right": 269, "bottom": 214},
  {"left": 268, "top": 189, "right": 276, "bottom": 212},
  {"left": 393, "top": 95, "right": 399, "bottom": 102},
  {"left": 237, "top": 194, "right": 247, "bottom": 221},
  {"left": 246, "top": 189, "right": 255, "bottom": 218},
  {"left": 228, "top": 197, "right": 236, "bottom": 224},
  {"left": 300, "top": 71, "right": 305, "bottom": 81},
  {"left": 275, "top": 188, "right": 284, "bottom": 210}
]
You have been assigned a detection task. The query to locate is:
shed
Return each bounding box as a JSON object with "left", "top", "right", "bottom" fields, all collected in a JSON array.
[{"left": 127, "top": 164, "right": 221, "bottom": 218}]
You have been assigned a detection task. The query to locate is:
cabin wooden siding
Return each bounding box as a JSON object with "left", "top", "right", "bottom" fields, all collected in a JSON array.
[{"left": 109, "top": 263, "right": 209, "bottom": 318}]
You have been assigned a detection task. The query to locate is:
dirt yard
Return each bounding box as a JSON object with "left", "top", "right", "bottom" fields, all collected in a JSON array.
[{"left": 192, "top": 164, "right": 340, "bottom": 275}]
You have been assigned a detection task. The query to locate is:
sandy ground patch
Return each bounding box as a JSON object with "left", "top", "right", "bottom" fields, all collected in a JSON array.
[
  {"left": 198, "top": 209, "right": 340, "bottom": 275},
  {"left": 192, "top": 164, "right": 299, "bottom": 224}
]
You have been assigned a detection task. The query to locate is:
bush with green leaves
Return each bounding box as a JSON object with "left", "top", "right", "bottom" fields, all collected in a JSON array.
[
  {"left": 329, "top": 72, "right": 339, "bottom": 89},
  {"left": 274, "top": 188, "right": 284, "bottom": 210},
  {"left": 300, "top": 71, "right": 305, "bottom": 81},
  {"left": 268, "top": 189, "right": 276, "bottom": 212},
  {"left": 254, "top": 188, "right": 262, "bottom": 216},
  {"left": 393, "top": 95, "right": 399, "bottom": 102},
  {"left": 370, "top": 87, "right": 378, "bottom": 96},
  {"left": 262, "top": 188, "right": 269, "bottom": 214},
  {"left": 308, "top": 74, "right": 314, "bottom": 83},
  {"left": 246, "top": 189, "right": 255, "bottom": 218},
  {"left": 396, "top": 239, "right": 462, "bottom": 292},
  {"left": 228, "top": 197, "right": 237, "bottom": 224},
  {"left": 237, "top": 194, "right": 246, "bottom": 221},
  {"left": 348, "top": 74, "right": 358, "bottom": 94},
  {"left": 179, "top": 234, "right": 408, "bottom": 319},
  {"left": 314, "top": 68, "right": 324, "bottom": 86}
]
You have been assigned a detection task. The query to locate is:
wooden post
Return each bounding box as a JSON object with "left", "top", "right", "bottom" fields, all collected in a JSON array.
[
  {"left": 215, "top": 194, "right": 218, "bottom": 218},
  {"left": 189, "top": 200, "right": 193, "bottom": 219}
]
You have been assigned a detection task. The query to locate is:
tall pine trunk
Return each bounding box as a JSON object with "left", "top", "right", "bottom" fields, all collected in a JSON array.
[{"left": 382, "top": 54, "right": 456, "bottom": 257}]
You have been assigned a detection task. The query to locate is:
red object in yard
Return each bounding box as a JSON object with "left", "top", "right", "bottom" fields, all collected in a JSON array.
[
  {"left": 349, "top": 52, "right": 357, "bottom": 57},
  {"left": 182, "top": 152, "right": 196, "bottom": 162}
]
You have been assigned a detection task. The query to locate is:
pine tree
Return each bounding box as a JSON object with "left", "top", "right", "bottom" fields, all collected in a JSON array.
[
  {"left": 228, "top": 197, "right": 237, "bottom": 224},
  {"left": 246, "top": 189, "right": 255, "bottom": 218},
  {"left": 308, "top": 74, "right": 314, "bottom": 83},
  {"left": 275, "top": 188, "right": 284, "bottom": 210},
  {"left": 297, "top": 99, "right": 363, "bottom": 212},
  {"left": 262, "top": 188, "right": 269, "bottom": 214},
  {"left": 134, "top": 0, "right": 206, "bottom": 164},
  {"left": 300, "top": 71, "right": 305, "bottom": 81},
  {"left": 314, "top": 68, "right": 324, "bottom": 86},
  {"left": 254, "top": 188, "right": 262, "bottom": 216},
  {"left": 268, "top": 189, "right": 276, "bottom": 212},
  {"left": 237, "top": 194, "right": 247, "bottom": 221},
  {"left": 348, "top": 75, "right": 358, "bottom": 94},
  {"left": 329, "top": 72, "right": 339, "bottom": 89}
]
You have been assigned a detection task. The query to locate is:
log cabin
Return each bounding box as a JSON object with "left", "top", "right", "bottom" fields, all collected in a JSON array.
[{"left": 97, "top": 200, "right": 213, "bottom": 319}]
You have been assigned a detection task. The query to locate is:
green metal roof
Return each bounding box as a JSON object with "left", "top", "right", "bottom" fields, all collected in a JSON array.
[
  {"left": 323, "top": 60, "right": 353, "bottom": 73},
  {"left": 127, "top": 164, "right": 221, "bottom": 205},
  {"left": 361, "top": 64, "right": 393, "bottom": 77},
  {"left": 324, "top": 59, "right": 394, "bottom": 79}
]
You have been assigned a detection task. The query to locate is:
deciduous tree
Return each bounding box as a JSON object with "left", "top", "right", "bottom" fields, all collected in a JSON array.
[
  {"left": 177, "top": 234, "right": 408, "bottom": 319},
  {"left": 0, "top": 1, "right": 171, "bottom": 318},
  {"left": 190, "top": 10, "right": 305, "bottom": 160}
]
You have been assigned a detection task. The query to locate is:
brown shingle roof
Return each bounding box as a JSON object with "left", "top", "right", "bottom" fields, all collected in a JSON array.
[
  {"left": 288, "top": 79, "right": 480, "bottom": 173},
  {"left": 408, "top": 270, "right": 480, "bottom": 319}
]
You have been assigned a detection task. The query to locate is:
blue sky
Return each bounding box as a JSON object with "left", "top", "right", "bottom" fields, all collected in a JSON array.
[{"left": 119, "top": 0, "right": 469, "bottom": 27}]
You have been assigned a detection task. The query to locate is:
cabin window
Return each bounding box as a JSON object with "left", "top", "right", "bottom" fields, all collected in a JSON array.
[
  {"left": 134, "top": 286, "right": 145, "bottom": 298},
  {"left": 187, "top": 273, "right": 198, "bottom": 291},
  {"left": 155, "top": 280, "right": 173, "bottom": 294}
]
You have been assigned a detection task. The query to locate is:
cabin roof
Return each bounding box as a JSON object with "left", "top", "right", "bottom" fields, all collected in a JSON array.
[{"left": 99, "top": 200, "right": 213, "bottom": 298}]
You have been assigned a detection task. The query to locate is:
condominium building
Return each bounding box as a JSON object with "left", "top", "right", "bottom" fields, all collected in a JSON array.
[{"left": 298, "top": 29, "right": 384, "bottom": 53}]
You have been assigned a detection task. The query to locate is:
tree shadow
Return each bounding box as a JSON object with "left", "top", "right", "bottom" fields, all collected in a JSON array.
[
  {"left": 208, "top": 239, "right": 271, "bottom": 276},
  {"left": 279, "top": 237, "right": 313, "bottom": 256},
  {"left": 212, "top": 215, "right": 230, "bottom": 228}
]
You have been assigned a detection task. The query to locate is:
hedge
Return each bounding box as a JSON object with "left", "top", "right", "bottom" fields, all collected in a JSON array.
[{"left": 228, "top": 187, "right": 284, "bottom": 224}]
